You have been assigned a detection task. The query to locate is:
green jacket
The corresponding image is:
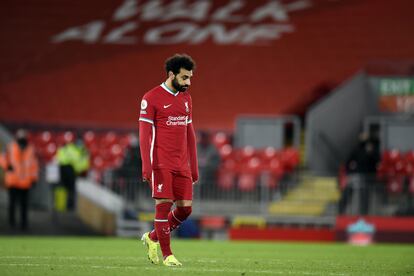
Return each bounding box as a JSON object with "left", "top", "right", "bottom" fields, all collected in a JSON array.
[{"left": 56, "top": 143, "right": 90, "bottom": 174}]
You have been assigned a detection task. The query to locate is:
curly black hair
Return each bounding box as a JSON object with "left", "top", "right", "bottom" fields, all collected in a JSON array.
[{"left": 165, "top": 54, "right": 196, "bottom": 75}]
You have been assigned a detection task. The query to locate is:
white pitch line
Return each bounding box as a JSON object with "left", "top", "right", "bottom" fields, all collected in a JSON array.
[
  {"left": 0, "top": 256, "right": 141, "bottom": 260},
  {"left": 0, "top": 263, "right": 346, "bottom": 275}
]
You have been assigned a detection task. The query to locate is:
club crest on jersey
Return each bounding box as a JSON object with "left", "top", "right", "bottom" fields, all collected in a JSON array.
[
  {"left": 141, "top": 99, "right": 148, "bottom": 110},
  {"left": 157, "top": 184, "right": 163, "bottom": 192},
  {"left": 185, "top": 102, "right": 189, "bottom": 113}
]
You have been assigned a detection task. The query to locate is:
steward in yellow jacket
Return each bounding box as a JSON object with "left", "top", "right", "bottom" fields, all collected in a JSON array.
[{"left": 55, "top": 139, "right": 90, "bottom": 210}]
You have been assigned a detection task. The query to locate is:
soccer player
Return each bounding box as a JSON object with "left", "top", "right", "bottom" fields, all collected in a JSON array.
[{"left": 139, "top": 54, "right": 199, "bottom": 267}]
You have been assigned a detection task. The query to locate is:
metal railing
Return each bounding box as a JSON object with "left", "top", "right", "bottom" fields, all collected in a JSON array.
[
  {"left": 98, "top": 168, "right": 323, "bottom": 217},
  {"left": 97, "top": 168, "right": 414, "bottom": 219},
  {"left": 338, "top": 173, "right": 414, "bottom": 216}
]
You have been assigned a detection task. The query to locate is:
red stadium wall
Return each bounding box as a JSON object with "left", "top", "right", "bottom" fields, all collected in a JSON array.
[
  {"left": 229, "top": 227, "right": 335, "bottom": 242},
  {"left": 229, "top": 216, "right": 414, "bottom": 243},
  {"left": 1, "top": 0, "right": 414, "bottom": 129}
]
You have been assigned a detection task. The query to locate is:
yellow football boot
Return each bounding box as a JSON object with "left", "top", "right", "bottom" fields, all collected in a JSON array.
[
  {"left": 163, "top": 255, "right": 182, "bottom": 267},
  {"left": 141, "top": 232, "right": 159, "bottom": 264}
]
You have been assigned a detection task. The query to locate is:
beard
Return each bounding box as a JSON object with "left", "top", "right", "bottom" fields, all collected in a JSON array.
[{"left": 172, "top": 77, "right": 189, "bottom": 92}]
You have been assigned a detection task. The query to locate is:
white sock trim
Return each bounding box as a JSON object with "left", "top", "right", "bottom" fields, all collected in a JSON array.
[{"left": 154, "top": 219, "right": 168, "bottom": 222}]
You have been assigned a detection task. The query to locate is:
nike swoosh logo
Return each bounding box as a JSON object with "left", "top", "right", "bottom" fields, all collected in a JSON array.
[{"left": 163, "top": 104, "right": 172, "bottom": 108}]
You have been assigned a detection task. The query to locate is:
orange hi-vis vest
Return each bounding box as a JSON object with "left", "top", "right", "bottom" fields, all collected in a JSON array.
[{"left": 0, "top": 142, "right": 39, "bottom": 189}]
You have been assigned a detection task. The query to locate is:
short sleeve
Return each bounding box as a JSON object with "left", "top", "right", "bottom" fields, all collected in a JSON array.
[{"left": 139, "top": 95, "right": 155, "bottom": 125}]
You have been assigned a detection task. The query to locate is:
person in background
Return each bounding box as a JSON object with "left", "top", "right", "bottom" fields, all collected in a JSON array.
[
  {"left": 338, "top": 131, "right": 380, "bottom": 215},
  {"left": 197, "top": 130, "right": 220, "bottom": 198},
  {"left": 0, "top": 129, "right": 39, "bottom": 230},
  {"left": 55, "top": 138, "right": 90, "bottom": 211},
  {"left": 113, "top": 134, "right": 142, "bottom": 200}
]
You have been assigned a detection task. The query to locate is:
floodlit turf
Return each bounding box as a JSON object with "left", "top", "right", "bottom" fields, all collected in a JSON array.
[{"left": 0, "top": 237, "right": 413, "bottom": 275}]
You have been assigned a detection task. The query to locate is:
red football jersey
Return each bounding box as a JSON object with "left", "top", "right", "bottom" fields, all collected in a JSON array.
[{"left": 139, "top": 83, "right": 193, "bottom": 172}]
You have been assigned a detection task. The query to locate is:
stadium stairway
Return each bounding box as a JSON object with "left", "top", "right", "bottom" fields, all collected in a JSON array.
[
  {"left": 268, "top": 176, "right": 340, "bottom": 217},
  {"left": 76, "top": 178, "right": 150, "bottom": 237}
]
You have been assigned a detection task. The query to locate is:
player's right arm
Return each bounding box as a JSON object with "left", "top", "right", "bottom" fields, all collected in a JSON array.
[
  {"left": 139, "top": 96, "right": 155, "bottom": 183},
  {"left": 139, "top": 121, "right": 152, "bottom": 183}
]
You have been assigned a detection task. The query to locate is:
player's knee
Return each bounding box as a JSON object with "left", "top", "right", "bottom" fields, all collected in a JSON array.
[
  {"left": 155, "top": 201, "right": 173, "bottom": 216},
  {"left": 178, "top": 206, "right": 192, "bottom": 219}
]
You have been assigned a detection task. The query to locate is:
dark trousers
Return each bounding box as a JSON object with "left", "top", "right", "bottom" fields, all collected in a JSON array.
[
  {"left": 338, "top": 175, "right": 370, "bottom": 215},
  {"left": 59, "top": 165, "right": 76, "bottom": 211},
  {"left": 8, "top": 188, "right": 29, "bottom": 230}
]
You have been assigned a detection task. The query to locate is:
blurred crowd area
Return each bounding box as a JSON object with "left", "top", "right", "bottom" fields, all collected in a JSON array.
[
  {"left": 0, "top": 127, "right": 299, "bottom": 189},
  {"left": 0, "top": 125, "right": 302, "bottom": 214},
  {"left": 1, "top": 125, "right": 413, "bottom": 218}
]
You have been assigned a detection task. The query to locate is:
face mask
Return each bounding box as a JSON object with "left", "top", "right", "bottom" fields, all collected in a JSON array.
[{"left": 17, "top": 138, "right": 28, "bottom": 149}]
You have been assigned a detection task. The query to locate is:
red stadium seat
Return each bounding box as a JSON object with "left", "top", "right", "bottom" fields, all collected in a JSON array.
[
  {"left": 382, "top": 149, "right": 401, "bottom": 165},
  {"left": 102, "top": 131, "right": 119, "bottom": 147},
  {"left": 212, "top": 131, "right": 230, "bottom": 148},
  {"left": 55, "top": 131, "right": 75, "bottom": 146},
  {"left": 394, "top": 159, "right": 406, "bottom": 175},
  {"left": 44, "top": 142, "right": 57, "bottom": 161},
  {"left": 268, "top": 158, "right": 284, "bottom": 179},
  {"left": 88, "top": 143, "right": 100, "bottom": 159},
  {"left": 237, "top": 173, "right": 256, "bottom": 192},
  {"left": 404, "top": 162, "right": 414, "bottom": 177},
  {"left": 114, "top": 156, "right": 123, "bottom": 168},
  {"left": 217, "top": 169, "right": 235, "bottom": 190},
  {"left": 239, "top": 146, "right": 256, "bottom": 161},
  {"left": 98, "top": 147, "right": 112, "bottom": 162},
  {"left": 260, "top": 146, "right": 278, "bottom": 161},
  {"left": 257, "top": 157, "right": 284, "bottom": 189},
  {"left": 219, "top": 144, "right": 233, "bottom": 160},
  {"left": 380, "top": 149, "right": 407, "bottom": 177},
  {"left": 34, "top": 131, "right": 52, "bottom": 147},
  {"left": 222, "top": 158, "right": 237, "bottom": 170},
  {"left": 386, "top": 175, "right": 404, "bottom": 194},
  {"left": 378, "top": 160, "right": 396, "bottom": 179},
  {"left": 110, "top": 144, "right": 124, "bottom": 158},
  {"left": 237, "top": 157, "right": 261, "bottom": 192},
  {"left": 245, "top": 157, "right": 261, "bottom": 173},
  {"left": 83, "top": 131, "right": 97, "bottom": 147},
  {"left": 26, "top": 131, "right": 34, "bottom": 144},
  {"left": 376, "top": 162, "right": 387, "bottom": 180},
  {"left": 338, "top": 164, "right": 348, "bottom": 191},
  {"left": 404, "top": 151, "right": 414, "bottom": 176},
  {"left": 92, "top": 156, "right": 105, "bottom": 171},
  {"left": 405, "top": 151, "right": 414, "bottom": 163},
  {"left": 280, "top": 147, "right": 300, "bottom": 172},
  {"left": 409, "top": 176, "right": 414, "bottom": 195},
  {"left": 119, "top": 133, "right": 133, "bottom": 148}
]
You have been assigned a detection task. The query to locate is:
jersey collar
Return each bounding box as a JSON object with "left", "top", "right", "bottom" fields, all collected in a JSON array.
[{"left": 161, "top": 82, "right": 179, "bottom": 96}]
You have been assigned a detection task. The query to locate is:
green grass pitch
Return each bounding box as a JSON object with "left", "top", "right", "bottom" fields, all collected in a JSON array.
[{"left": 0, "top": 237, "right": 413, "bottom": 275}]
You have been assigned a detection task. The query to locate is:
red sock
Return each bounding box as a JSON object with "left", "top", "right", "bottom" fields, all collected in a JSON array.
[
  {"left": 149, "top": 206, "right": 192, "bottom": 242},
  {"left": 169, "top": 206, "right": 192, "bottom": 231},
  {"left": 154, "top": 202, "right": 173, "bottom": 258},
  {"left": 149, "top": 229, "right": 158, "bottom": 241}
]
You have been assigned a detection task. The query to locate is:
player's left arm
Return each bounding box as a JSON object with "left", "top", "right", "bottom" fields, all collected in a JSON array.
[
  {"left": 187, "top": 96, "right": 198, "bottom": 183},
  {"left": 187, "top": 122, "right": 199, "bottom": 184}
]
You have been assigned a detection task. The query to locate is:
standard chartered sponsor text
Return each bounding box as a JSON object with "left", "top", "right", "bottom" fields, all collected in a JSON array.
[{"left": 167, "top": 116, "right": 188, "bottom": 126}]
